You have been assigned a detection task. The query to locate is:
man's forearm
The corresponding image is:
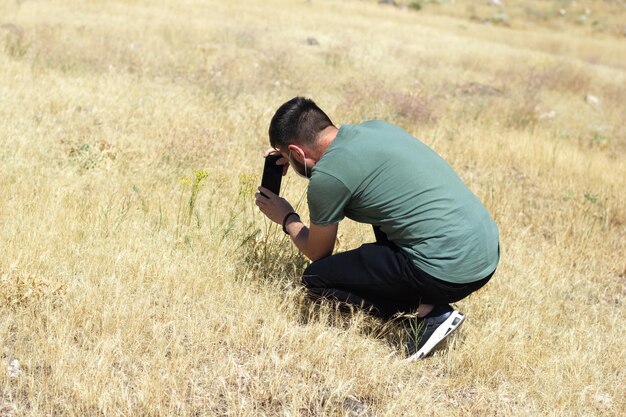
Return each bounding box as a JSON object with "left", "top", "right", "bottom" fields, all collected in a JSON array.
[{"left": 284, "top": 217, "right": 328, "bottom": 261}]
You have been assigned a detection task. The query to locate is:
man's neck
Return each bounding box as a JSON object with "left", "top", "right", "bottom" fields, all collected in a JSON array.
[{"left": 312, "top": 126, "right": 339, "bottom": 161}]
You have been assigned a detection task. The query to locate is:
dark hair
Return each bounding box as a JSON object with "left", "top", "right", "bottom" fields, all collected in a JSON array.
[{"left": 268, "top": 97, "right": 334, "bottom": 150}]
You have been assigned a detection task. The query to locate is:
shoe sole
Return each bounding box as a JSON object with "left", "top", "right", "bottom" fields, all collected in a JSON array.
[{"left": 406, "top": 311, "right": 466, "bottom": 361}]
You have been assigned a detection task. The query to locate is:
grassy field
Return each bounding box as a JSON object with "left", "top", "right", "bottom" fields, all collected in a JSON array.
[{"left": 1, "top": 0, "right": 625, "bottom": 415}]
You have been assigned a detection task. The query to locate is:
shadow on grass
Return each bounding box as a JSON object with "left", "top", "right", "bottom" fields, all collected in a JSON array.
[{"left": 234, "top": 224, "right": 439, "bottom": 359}]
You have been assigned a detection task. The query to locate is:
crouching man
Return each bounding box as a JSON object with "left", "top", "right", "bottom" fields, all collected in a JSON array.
[{"left": 255, "top": 97, "right": 499, "bottom": 360}]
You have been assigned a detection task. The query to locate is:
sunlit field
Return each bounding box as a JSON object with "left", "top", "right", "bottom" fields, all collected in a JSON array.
[{"left": 1, "top": 0, "right": 625, "bottom": 415}]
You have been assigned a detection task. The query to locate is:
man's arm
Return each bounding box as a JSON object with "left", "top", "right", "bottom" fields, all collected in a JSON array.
[
  {"left": 255, "top": 186, "right": 337, "bottom": 262},
  {"left": 284, "top": 216, "right": 337, "bottom": 261}
]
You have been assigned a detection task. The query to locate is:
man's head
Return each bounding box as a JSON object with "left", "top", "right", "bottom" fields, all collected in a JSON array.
[
  {"left": 268, "top": 97, "right": 336, "bottom": 178},
  {"left": 269, "top": 96, "right": 334, "bottom": 149}
]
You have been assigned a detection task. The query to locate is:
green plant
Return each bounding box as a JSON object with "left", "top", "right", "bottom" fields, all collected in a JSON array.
[
  {"left": 236, "top": 186, "right": 309, "bottom": 282},
  {"left": 175, "top": 170, "right": 209, "bottom": 242},
  {"left": 584, "top": 192, "right": 598, "bottom": 204},
  {"left": 186, "top": 170, "right": 209, "bottom": 226}
]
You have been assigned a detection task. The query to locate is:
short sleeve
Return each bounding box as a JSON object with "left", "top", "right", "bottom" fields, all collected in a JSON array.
[{"left": 307, "top": 172, "right": 352, "bottom": 226}]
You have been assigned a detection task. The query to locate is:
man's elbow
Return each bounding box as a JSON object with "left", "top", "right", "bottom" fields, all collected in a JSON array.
[
  {"left": 306, "top": 243, "right": 334, "bottom": 262},
  {"left": 307, "top": 250, "right": 333, "bottom": 263}
]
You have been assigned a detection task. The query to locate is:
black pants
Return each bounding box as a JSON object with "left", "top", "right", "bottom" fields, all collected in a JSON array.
[{"left": 302, "top": 228, "right": 494, "bottom": 320}]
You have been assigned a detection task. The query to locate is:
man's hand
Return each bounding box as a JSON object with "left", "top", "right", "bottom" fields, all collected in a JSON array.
[
  {"left": 255, "top": 185, "right": 338, "bottom": 261},
  {"left": 255, "top": 186, "right": 295, "bottom": 224},
  {"left": 264, "top": 148, "right": 289, "bottom": 176}
]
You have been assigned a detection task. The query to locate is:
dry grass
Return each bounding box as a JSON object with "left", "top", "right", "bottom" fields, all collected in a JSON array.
[{"left": 0, "top": 0, "right": 624, "bottom": 415}]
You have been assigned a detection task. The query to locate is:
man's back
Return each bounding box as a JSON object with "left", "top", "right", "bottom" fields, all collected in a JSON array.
[{"left": 307, "top": 120, "right": 500, "bottom": 283}]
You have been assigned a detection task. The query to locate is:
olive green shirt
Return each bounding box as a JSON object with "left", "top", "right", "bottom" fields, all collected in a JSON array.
[{"left": 307, "top": 120, "right": 499, "bottom": 283}]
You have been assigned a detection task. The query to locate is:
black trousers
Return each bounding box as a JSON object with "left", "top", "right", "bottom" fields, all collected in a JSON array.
[{"left": 301, "top": 227, "right": 494, "bottom": 320}]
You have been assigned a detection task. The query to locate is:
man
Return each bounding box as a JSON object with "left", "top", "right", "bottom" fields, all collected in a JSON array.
[{"left": 255, "top": 97, "right": 499, "bottom": 360}]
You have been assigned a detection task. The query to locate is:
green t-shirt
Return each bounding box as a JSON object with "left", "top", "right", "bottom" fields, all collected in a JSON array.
[{"left": 307, "top": 120, "right": 499, "bottom": 283}]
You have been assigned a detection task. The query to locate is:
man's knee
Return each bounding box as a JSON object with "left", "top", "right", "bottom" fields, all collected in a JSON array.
[{"left": 301, "top": 259, "right": 324, "bottom": 289}]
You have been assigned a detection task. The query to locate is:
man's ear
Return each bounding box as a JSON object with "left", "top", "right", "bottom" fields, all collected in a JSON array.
[{"left": 287, "top": 144, "right": 305, "bottom": 162}]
